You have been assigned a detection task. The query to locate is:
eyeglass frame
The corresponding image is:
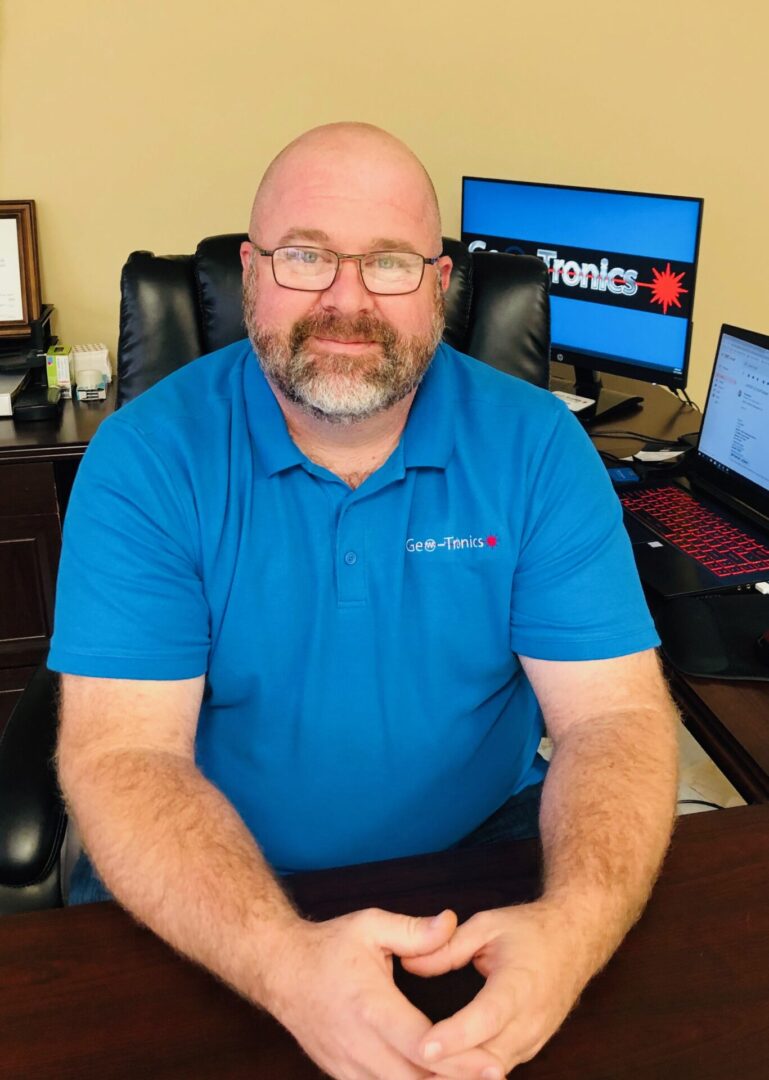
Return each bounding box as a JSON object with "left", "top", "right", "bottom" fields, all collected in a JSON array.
[{"left": 248, "top": 241, "right": 443, "bottom": 296}]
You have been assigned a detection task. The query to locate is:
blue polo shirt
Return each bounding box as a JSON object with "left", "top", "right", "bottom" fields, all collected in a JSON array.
[{"left": 49, "top": 340, "right": 658, "bottom": 872}]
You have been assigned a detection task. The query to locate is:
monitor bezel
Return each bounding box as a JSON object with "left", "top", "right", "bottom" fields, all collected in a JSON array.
[{"left": 460, "top": 175, "right": 704, "bottom": 391}]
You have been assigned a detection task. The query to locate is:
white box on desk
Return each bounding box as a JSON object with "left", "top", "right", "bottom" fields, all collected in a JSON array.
[
  {"left": 75, "top": 370, "right": 107, "bottom": 401},
  {"left": 72, "top": 344, "right": 111, "bottom": 385}
]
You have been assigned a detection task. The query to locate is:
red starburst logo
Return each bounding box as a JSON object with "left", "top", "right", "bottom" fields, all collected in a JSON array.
[
  {"left": 485, "top": 535, "right": 498, "bottom": 547},
  {"left": 636, "top": 263, "right": 688, "bottom": 315}
]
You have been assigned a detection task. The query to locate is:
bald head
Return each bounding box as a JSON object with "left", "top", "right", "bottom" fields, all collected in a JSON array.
[{"left": 248, "top": 122, "right": 443, "bottom": 253}]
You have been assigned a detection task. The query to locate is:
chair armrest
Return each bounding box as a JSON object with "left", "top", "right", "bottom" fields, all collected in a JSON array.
[{"left": 0, "top": 665, "right": 66, "bottom": 889}]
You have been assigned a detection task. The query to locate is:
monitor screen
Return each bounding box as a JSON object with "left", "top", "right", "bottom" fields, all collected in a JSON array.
[{"left": 461, "top": 177, "right": 703, "bottom": 391}]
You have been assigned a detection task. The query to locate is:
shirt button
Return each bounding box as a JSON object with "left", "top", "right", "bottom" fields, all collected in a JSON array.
[{"left": 344, "top": 551, "right": 357, "bottom": 566}]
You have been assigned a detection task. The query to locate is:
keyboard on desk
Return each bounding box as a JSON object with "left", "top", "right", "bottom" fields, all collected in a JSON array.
[{"left": 620, "top": 485, "right": 769, "bottom": 579}]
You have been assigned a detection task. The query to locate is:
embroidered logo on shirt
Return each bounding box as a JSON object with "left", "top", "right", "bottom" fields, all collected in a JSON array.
[{"left": 405, "top": 534, "right": 499, "bottom": 553}]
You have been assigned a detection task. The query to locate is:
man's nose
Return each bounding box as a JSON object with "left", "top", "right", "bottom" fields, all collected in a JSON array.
[{"left": 320, "top": 257, "right": 375, "bottom": 313}]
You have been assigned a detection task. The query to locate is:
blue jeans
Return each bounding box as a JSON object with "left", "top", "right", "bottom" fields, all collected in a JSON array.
[
  {"left": 68, "top": 847, "right": 114, "bottom": 905},
  {"left": 451, "top": 780, "right": 543, "bottom": 848},
  {"left": 67, "top": 782, "right": 544, "bottom": 906}
]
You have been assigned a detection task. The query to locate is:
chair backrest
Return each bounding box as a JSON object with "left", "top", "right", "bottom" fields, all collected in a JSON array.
[{"left": 118, "top": 235, "right": 550, "bottom": 406}]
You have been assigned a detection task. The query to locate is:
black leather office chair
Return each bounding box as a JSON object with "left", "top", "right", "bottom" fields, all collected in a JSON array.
[
  {"left": 117, "top": 235, "right": 549, "bottom": 402},
  {"left": 0, "top": 235, "right": 550, "bottom": 914}
]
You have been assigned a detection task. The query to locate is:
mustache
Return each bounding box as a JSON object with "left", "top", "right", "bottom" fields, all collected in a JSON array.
[{"left": 289, "top": 312, "right": 397, "bottom": 353}]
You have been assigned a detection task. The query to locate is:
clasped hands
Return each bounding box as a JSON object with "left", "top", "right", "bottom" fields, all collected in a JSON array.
[{"left": 265, "top": 901, "right": 589, "bottom": 1080}]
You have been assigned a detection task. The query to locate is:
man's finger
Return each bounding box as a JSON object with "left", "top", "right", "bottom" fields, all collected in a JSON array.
[
  {"left": 419, "top": 975, "right": 518, "bottom": 1063},
  {"left": 481, "top": 1027, "right": 549, "bottom": 1073},
  {"left": 372, "top": 976, "right": 505, "bottom": 1079},
  {"left": 420, "top": 1044, "right": 507, "bottom": 1080},
  {"left": 360, "top": 907, "right": 458, "bottom": 958},
  {"left": 366, "top": 970, "right": 443, "bottom": 1056},
  {"left": 401, "top": 942, "right": 456, "bottom": 978},
  {"left": 401, "top": 915, "right": 486, "bottom": 977},
  {"left": 352, "top": 1031, "right": 433, "bottom": 1080}
]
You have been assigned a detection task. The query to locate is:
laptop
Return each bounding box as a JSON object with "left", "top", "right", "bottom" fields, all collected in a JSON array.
[{"left": 620, "top": 323, "right": 769, "bottom": 598}]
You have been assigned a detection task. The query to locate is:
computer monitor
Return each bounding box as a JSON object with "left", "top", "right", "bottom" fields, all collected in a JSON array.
[{"left": 461, "top": 176, "right": 704, "bottom": 421}]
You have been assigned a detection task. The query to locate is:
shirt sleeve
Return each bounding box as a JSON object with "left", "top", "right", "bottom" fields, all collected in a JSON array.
[
  {"left": 47, "top": 414, "right": 211, "bottom": 679},
  {"left": 508, "top": 405, "right": 660, "bottom": 661}
]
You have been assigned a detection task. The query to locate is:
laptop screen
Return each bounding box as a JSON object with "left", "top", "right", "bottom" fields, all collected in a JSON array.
[{"left": 698, "top": 326, "right": 769, "bottom": 495}]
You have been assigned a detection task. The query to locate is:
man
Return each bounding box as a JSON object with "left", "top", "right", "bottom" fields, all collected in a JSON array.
[{"left": 51, "top": 122, "right": 679, "bottom": 1079}]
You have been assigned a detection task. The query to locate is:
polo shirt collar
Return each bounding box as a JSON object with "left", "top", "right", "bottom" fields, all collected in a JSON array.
[
  {"left": 244, "top": 342, "right": 456, "bottom": 477},
  {"left": 244, "top": 351, "right": 306, "bottom": 476},
  {"left": 402, "top": 344, "right": 455, "bottom": 470}
]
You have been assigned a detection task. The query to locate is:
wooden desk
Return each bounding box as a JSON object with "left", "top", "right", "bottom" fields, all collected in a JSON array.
[
  {"left": 1, "top": 804, "right": 767, "bottom": 1079},
  {"left": 576, "top": 371, "right": 769, "bottom": 803},
  {"left": 0, "top": 386, "right": 115, "bottom": 727}
]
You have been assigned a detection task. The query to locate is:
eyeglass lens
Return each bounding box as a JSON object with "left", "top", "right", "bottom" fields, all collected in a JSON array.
[{"left": 271, "top": 247, "right": 426, "bottom": 294}]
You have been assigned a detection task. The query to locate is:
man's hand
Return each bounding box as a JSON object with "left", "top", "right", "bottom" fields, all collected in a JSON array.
[
  {"left": 403, "top": 903, "right": 591, "bottom": 1076},
  {"left": 264, "top": 907, "right": 507, "bottom": 1080}
]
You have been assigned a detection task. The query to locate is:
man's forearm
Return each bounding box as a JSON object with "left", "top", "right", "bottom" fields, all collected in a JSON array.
[
  {"left": 59, "top": 749, "right": 302, "bottom": 1006},
  {"left": 537, "top": 696, "right": 679, "bottom": 978},
  {"left": 403, "top": 654, "right": 681, "bottom": 1073}
]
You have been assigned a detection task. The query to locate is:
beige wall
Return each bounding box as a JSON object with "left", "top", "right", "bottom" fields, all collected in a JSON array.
[{"left": 2, "top": 1, "right": 767, "bottom": 407}]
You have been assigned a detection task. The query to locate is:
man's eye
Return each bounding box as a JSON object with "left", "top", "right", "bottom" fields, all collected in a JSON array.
[
  {"left": 286, "top": 248, "right": 319, "bottom": 264},
  {"left": 372, "top": 253, "right": 408, "bottom": 271}
]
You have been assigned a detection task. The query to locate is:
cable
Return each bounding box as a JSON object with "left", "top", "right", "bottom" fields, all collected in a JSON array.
[
  {"left": 677, "top": 798, "right": 725, "bottom": 811},
  {"left": 676, "top": 387, "right": 701, "bottom": 412},
  {"left": 654, "top": 384, "right": 700, "bottom": 410},
  {"left": 589, "top": 430, "right": 686, "bottom": 449},
  {"left": 597, "top": 449, "right": 629, "bottom": 467}
]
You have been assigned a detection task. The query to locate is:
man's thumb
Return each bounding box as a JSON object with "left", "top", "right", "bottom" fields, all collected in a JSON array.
[{"left": 366, "top": 908, "right": 458, "bottom": 957}]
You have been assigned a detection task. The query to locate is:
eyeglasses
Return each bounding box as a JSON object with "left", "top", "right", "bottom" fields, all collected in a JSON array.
[{"left": 250, "top": 243, "right": 441, "bottom": 295}]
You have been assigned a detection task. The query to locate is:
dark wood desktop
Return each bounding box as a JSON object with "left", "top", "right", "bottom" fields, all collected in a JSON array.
[{"left": 2, "top": 803, "right": 768, "bottom": 1079}]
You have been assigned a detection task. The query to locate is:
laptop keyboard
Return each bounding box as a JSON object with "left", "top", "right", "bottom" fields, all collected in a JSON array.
[{"left": 620, "top": 485, "right": 769, "bottom": 579}]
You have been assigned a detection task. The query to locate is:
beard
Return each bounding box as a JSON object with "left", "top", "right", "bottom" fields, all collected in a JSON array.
[{"left": 243, "top": 259, "right": 445, "bottom": 425}]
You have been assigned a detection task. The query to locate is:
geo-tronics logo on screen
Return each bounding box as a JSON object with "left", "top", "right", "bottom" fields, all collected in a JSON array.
[
  {"left": 467, "top": 235, "right": 693, "bottom": 318},
  {"left": 536, "top": 247, "right": 688, "bottom": 315}
]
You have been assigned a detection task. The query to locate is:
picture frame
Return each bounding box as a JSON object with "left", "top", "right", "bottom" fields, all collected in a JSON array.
[{"left": 0, "top": 200, "right": 42, "bottom": 338}]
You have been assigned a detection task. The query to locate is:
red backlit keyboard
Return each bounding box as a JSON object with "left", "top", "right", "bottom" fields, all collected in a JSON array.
[{"left": 620, "top": 485, "right": 769, "bottom": 579}]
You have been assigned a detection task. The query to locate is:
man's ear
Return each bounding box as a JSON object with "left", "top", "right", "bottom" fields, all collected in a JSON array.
[
  {"left": 240, "top": 240, "right": 254, "bottom": 273},
  {"left": 438, "top": 255, "right": 453, "bottom": 293}
]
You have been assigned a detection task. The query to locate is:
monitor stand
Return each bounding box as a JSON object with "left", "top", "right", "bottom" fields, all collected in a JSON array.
[{"left": 572, "top": 368, "right": 644, "bottom": 424}]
